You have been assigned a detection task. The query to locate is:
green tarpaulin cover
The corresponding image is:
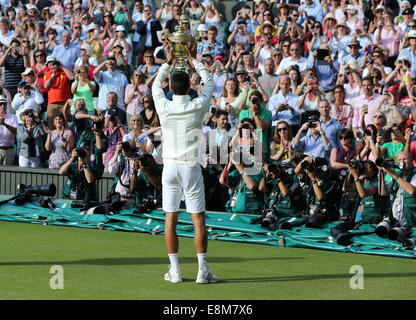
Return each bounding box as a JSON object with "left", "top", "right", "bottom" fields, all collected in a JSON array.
[{"left": 0, "top": 200, "right": 415, "bottom": 259}]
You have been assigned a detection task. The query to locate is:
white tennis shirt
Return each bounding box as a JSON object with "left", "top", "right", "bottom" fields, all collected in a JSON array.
[{"left": 152, "top": 59, "right": 214, "bottom": 164}]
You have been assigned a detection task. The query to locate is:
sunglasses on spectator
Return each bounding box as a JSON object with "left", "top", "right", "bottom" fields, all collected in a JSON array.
[
  {"left": 373, "top": 115, "right": 383, "bottom": 118},
  {"left": 264, "top": 13, "right": 272, "bottom": 16},
  {"left": 143, "top": 100, "right": 150, "bottom": 103},
  {"left": 292, "top": 14, "right": 299, "bottom": 17},
  {"left": 35, "top": 54, "right": 44, "bottom": 57},
  {"left": 277, "top": 127, "right": 288, "bottom": 132},
  {"left": 104, "top": 15, "right": 111, "bottom": 17},
  {"left": 339, "top": 136, "right": 349, "bottom": 140}
]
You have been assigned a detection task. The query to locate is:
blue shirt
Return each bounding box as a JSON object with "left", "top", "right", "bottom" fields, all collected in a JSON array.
[
  {"left": 197, "top": 40, "right": 225, "bottom": 57},
  {"left": 52, "top": 42, "right": 81, "bottom": 71},
  {"left": 313, "top": 60, "right": 339, "bottom": 91},
  {"left": 341, "top": 53, "right": 365, "bottom": 73},
  {"left": 298, "top": 3, "right": 326, "bottom": 24},
  {"left": 293, "top": 131, "right": 332, "bottom": 161},
  {"left": 268, "top": 91, "right": 301, "bottom": 126},
  {"left": 320, "top": 117, "right": 341, "bottom": 149},
  {"left": 228, "top": 19, "right": 256, "bottom": 35}
]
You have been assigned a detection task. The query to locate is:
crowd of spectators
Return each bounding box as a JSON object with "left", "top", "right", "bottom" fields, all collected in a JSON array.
[{"left": 0, "top": 0, "right": 416, "bottom": 229}]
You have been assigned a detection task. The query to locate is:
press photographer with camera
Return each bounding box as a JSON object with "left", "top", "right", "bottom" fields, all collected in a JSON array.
[
  {"left": 295, "top": 156, "right": 340, "bottom": 226},
  {"left": 348, "top": 160, "right": 381, "bottom": 223},
  {"left": 59, "top": 145, "right": 98, "bottom": 201},
  {"left": 238, "top": 90, "right": 272, "bottom": 154},
  {"left": 219, "top": 147, "right": 265, "bottom": 215},
  {"left": 131, "top": 153, "right": 162, "bottom": 213},
  {"left": 71, "top": 103, "right": 108, "bottom": 179},
  {"left": 257, "top": 162, "right": 306, "bottom": 229},
  {"left": 382, "top": 151, "right": 416, "bottom": 228},
  {"left": 107, "top": 140, "right": 141, "bottom": 203}
]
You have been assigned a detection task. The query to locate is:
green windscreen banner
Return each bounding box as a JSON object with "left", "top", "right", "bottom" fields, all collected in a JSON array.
[{"left": 0, "top": 199, "right": 415, "bottom": 259}]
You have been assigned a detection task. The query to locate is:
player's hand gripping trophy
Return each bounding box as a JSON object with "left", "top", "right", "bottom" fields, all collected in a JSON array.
[{"left": 164, "top": 22, "right": 199, "bottom": 71}]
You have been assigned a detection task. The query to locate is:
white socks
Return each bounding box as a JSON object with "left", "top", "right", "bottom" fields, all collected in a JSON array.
[
  {"left": 197, "top": 253, "right": 208, "bottom": 272},
  {"left": 168, "top": 253, "right": 208, "bottom": 272},
  {"left": 168, "top": 253, "right": 180, "bottom": 272}
]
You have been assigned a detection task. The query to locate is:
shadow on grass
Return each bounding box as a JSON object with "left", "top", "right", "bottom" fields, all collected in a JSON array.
[
  {"left": 0, "top": 256, "right": 304, "bottom": 266},
  {"left": 223, "top": 272, "right": 416, "bottom": 283}
]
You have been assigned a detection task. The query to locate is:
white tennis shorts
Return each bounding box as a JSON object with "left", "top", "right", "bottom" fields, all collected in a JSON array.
[{"left": 162, "top": 162, "right": 205, "bottom": 214}]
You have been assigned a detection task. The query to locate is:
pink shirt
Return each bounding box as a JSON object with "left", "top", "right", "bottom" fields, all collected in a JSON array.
[
  {"left": 0, "top": 113, "right": 18, "bottom": 147},
  {"left": 352, "top": 93, "right": 382, "bottom": 129},
  {"left": 124, "top": 84, "right": 151, "bottom": 116},
  {"left": 374, "top": 26, "right": 403, "bottom": 57}
]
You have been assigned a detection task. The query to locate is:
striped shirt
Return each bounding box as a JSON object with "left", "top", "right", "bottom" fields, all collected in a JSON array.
[{"left": 4, "top": 54, "right": 25, "bottom": 90}]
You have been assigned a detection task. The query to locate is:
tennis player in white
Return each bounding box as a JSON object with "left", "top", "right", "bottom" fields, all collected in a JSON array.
[{"left": 152, "top": 44, "right": 218, "bottom": 283}]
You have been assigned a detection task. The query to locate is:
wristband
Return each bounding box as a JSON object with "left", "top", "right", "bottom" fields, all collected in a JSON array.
[
  {"left": 393, "top": 175, "right": 400, "bottom": 182},
  {"left": 354, "top": 178, "right": 360, "bottom": 184},
  {"left": 311, "top": 180, "right": 317, "bottom": 185}
]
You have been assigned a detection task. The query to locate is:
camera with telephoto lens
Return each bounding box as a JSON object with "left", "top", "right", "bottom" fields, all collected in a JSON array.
[
  {"left": 375, "top": 158, "right": 396, "bottom": 169},
  {"left": 135, "top": 196, "right": 158, "bottom": 214},
  {"left": 349, "top": 160, "right": 366, "bottom": 175},
  {"left": 13, "top": 183, "right": 57, "bottom": 206},
  {"left": 387, "top": 224, "right": 412, "bottom": 241},
  {"left": 375, "top": 217, "right": 395, "bottom": 238}
]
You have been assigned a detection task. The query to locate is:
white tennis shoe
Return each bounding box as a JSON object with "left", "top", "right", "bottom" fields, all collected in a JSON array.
[
  {"left": 196, "top": 268, "right": 218, "bottom": 284},
  {"left": 164, "top": 268, "right": 182, "bottom": 283}
]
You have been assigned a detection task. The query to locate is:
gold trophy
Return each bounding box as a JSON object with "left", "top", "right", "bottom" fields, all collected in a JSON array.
[{"left": 164, "top": 17, "right": 199, "bottom": 72}]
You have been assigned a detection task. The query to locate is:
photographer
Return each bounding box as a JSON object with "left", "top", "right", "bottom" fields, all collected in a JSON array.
[
  {"left": 348, "top": 160, "right": 381, "bottom": 224},
  {"left": 107, "top": 140, "right": 141, "bottom": 203},
  {"left": 59, "top": 145, "right": 98, "bottom": 201},
  {"left": 219, "top": 149, "right": 265, "bottom": 215},
  {"left": 238, "top": 91, "right": 272, "bottom": 154},
  {"left": 259, "top": 162, "right": 306, "bottom": 219},
  {"left": 132, "top": 153, "right": 162, "bottom": 211},
  {"left": 382, "top": 152, "right": 416, "bottom": 227},
  {"left": 293, "top": 114, "right": 332, "bottom": 162},
  {"left": 71, "top": 104, "right": 108, "bottom": 179},
  {"left": 295, "top": 156, "right": 340, "bottom": 224}
]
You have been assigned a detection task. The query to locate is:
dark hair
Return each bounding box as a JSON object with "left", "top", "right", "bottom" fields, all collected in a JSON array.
[
  {"left": 361, "top": 76, "right": 374, "bottom": 86},
  {"left": 240, "top": 117, "right": 257, "bottom": 129},
  {"left": 339, "top": 128, "right": 354, "bottom": 140},
  {"left": 215, "top": 109, "right": 228, "bottom": 118},
  {"left": 171, "top": 71, "right": 190, "bottom": 95}
]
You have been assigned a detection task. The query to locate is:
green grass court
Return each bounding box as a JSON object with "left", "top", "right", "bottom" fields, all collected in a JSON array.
[{"left": 1, "top": 221, "right": 415, "bottom": 300}]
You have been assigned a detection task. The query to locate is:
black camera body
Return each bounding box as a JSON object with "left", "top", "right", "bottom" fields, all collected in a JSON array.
[
  {"left": 375, "top": 158, "right": 396, "bottom": 169},
  {"left": 260, "top": 207, "right": 280, "bottom": 230},
  {"left": 364, "top": 129, "right": 373, "bottom": 136},
  {"left": 93, "top": 118, "right": 104, "bottom": 131},
  {"left": 135, "top": 196, "right": 158, "bottom": 214},
  {"left": 349, "top": 160, "right": 366, "bottom": 175}
]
